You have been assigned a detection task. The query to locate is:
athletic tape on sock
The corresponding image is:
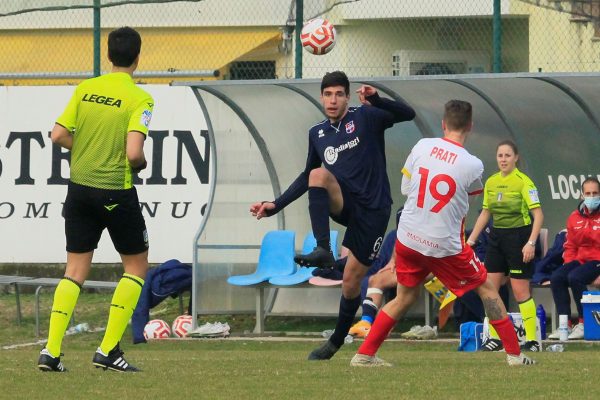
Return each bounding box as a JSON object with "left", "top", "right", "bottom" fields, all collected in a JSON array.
[{"left": 366, "top": 288, "right": 384, "bottom": 296}]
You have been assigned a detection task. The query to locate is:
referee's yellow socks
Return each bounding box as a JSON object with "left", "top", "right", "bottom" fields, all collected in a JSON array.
[
  {"left": 519, "top": 297, "right": 537, "bottom": 342},
  {"left": 46, "top": 278, "right": 81, "bottom": 357},
  {"left": 100, "top": 273, "right": 144, "bottom": 354}
]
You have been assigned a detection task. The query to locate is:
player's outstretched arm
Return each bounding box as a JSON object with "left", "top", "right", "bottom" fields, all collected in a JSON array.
[
  {"left": 250, "top": 171, "right": 309, "bottom": 220},
  {"left": 250, "top": 201, "right": 276, "bottom": 220},
  {"left": 357, "top": 85, "right": 416, "bottom": 123},
  {"left": 356, "top": 85, "right": 378, "bottom": 105},
  {"left": 253, "top": 139, "right": 322, "bottom": 219}
]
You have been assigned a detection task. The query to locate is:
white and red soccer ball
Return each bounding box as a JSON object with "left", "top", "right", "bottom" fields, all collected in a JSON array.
[
  {"left": 301, "top": 18, "right": 336, "bottom": 55},
  {"left": 172, "top": 314, "right": 194, "bottom": 338},
  {"left": 143, "top": 319, "right": 171, "bottom": 339}
]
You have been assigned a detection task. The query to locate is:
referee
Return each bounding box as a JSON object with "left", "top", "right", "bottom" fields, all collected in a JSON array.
[
  {"left": 467, "top": 140, "right": 544, "bottom": 353},
  {"left": 38, "top": 27, "right": 152, "bottom": 373}
]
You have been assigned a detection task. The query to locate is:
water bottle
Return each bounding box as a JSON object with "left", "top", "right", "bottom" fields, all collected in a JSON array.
[
  {"left": 66, "top": 322, "right": 89, "bottom": 335},
  {"left": 74, "top": 323, "right": 89, "bottom": 333},
  {"left": 558, "top": 314, "right": 569, "bottom": 341},
  {"left": 546, "top": 344, "right": 564, "bottom": 352},
  {"left": 536, "top": 304, "right": 546, "bottom": 340}
]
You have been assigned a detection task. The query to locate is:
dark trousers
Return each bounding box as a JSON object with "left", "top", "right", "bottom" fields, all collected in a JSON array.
[{"left": 550, "top": 260, "right": 600, "bottom": 318}]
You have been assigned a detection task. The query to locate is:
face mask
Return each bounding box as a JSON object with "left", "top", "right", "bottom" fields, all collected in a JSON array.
[{"left": 583, "top": 196, "right": 600, "bottom": 212}]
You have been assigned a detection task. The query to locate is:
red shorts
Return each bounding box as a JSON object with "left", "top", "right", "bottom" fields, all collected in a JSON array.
[{"left": 395, "top": 240, "right": 487, "bottom": 297}]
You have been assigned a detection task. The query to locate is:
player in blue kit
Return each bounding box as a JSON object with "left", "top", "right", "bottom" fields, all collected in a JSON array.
[{"left": 250, "top": 71, "right": 415, "bottom": 360}]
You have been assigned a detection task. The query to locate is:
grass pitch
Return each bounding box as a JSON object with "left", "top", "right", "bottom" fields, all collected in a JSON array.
[{"left": 1, "top": 293, "right": 600, "bottom": 399}]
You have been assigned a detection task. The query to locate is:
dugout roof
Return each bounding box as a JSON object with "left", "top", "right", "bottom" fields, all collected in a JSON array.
[{"left": 178, "top": 73, "right": 600, "bottom": 316}]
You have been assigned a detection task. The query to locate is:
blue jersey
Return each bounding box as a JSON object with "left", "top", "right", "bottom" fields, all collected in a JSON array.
[{"left": 273, "top": 93, "right": 415, "bottom": 211}]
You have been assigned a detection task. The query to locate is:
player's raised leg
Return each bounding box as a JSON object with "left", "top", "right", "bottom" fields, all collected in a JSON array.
[{"left": 295, "top": 167, "right": 342, "bottom": 268}]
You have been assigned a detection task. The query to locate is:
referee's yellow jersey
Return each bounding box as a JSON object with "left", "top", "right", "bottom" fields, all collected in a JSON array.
[
  {"left": 482, "top": 168, "right": 541, "bottom": 228},
  {"left": 56, "top": 72, "right": 154, "bottom": 189}
]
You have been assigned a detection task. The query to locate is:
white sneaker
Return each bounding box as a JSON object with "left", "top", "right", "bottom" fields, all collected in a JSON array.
[
  {"left": 568, "top": 323, "right": 584, "bottom": 340},
  {"left": 219, "top": 322, "right": 231, "bottom": 337},
  {"left": 350, "top": 353, "right": 392, "bottom": 367},
  {"left": 188, "top": 322, "right": 231, "bottom": 337},
  {"left": 506, "top": 353, "right": 536, "bottom": 366},
  {"left": 403, "top": 325, "right": 437, "bottom": 340},
  {"left": 415, "top": 325, "right": 437, "bottom": 340},
  {"left": 400, "top": 325, "right": 421, "bottom": 338},
  {"left": 548, "top": 326, "right": 572, "bottom": 340}
]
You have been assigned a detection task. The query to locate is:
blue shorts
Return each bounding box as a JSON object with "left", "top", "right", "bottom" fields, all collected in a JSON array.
[{"left": 331, "top": 191, "right": 390, "bottom": 267}]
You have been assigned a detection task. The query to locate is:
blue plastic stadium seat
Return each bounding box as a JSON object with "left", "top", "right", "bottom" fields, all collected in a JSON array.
[
  {"left": 268, "top": 231, "right": 338, "bottom": 286},
  {"left": 227, "top": 230, "right": 296, "bottom": 286}
]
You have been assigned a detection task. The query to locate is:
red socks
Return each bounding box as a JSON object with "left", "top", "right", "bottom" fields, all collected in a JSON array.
[
  {"left": 490, "top": 317, "right": 520, "bottom": 355},
  {"left": 360, "top": 314, "right": 522, "bottom": 356},
  {"left": 357, "top": 310, "right": 396, "bottom": 356}
]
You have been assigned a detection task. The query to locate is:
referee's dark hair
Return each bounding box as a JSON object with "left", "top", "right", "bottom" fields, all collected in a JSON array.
[
  {"left": 443, "top": 100, "right": 472, "bottom": 132},
  {"left": 321, "top": 71, "right": 350, "bottom": 95},
  {"left": 496, "top": 139, "right": 519, "bottom": 155},
  {"left": 108, "top": 27, "right": 142, "bottom": 68}
]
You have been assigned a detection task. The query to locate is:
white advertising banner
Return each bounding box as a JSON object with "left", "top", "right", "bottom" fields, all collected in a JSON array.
[{"left": 0, "top": 85, "right": 210, "bottom": 263}]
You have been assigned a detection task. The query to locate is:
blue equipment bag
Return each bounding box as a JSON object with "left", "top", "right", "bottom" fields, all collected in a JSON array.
[{"left": 458, "top": 322, "right": 484, "bottom": 352}]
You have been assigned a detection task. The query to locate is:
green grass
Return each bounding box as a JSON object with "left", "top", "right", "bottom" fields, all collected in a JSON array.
[
  {"left": 3, "top": 338, "right": 600, "bottom": 399},
  {"left": 2, "top": 293, "right": 600, "bottom": 399}
]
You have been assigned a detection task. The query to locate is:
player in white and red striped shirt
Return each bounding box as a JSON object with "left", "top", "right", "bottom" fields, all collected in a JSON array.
[{"left": 351, "top": 100, "right": 535, "bottom": 367}]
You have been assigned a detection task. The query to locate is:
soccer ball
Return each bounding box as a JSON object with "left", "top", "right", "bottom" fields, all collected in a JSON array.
[
  {"left": 172, "top": 314, "right": 194, "bottom": 338},
  {"left": 301, "top": 18, "right": 336, "bottom": 55},
  {"left": 143, "top": 319, "right": 171, "bottom": 339}
]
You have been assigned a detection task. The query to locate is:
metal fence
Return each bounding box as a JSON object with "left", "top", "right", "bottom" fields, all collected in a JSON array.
[{"left": 1, "top": 0, "right": 600, "bottom": 85}]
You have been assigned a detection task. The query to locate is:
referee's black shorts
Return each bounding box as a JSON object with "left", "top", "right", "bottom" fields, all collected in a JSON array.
[
  {"left": 63, "top": 181, "right": 148, "bottom": 255},
  {"left": 484, "top": 225, "right": 533, "bottom": 279}
]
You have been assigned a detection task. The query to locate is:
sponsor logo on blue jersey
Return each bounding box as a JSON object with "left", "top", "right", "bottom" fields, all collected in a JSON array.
[{"left": 323, "top": 137, "right": 360, "bottom": 165}]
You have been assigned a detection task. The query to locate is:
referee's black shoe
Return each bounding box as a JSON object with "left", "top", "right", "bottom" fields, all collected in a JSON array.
[
  {"left": 93, "top": 343, "right": 141, "bottom": 372},
  {"left": 294, "top": 246, "right": 335, "bottom": 269},
  {"left": 480, "top": 337, "right": 503, "bottom": 352},
  {"left": 520, "top": 340, "right": 542, "bottom": 352},
  {"left": 38, "top": 348, "right": 67, "bottom": 372},
  {"left": 308, "top": 340, "right": 339, "bottom": 360}
]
